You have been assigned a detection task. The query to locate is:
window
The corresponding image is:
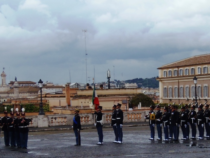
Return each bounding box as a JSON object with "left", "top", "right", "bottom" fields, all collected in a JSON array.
[
  {"left": 174, "top": 70, "right": 178, "bottom": 76},
  {"left": 198, "top": 67, "right": 201, "bottom": 74},
  {"left": 191, "top": 68, "right": 195, "bottom": 75},
  {"left": 163, "top": 71, "right": 167, "bottom": 77},
  {"left": 169, "top": 87, "right": 173, "bottom": 98},
  {"left": 163, "top": 87, "right": 167, "bottom": 98},
  {"left": 185, "top": 69, "right": 189, "bottom": 75},
  {"left": 197, "top": 86, "right": 201, "bottom": 98},
  {"left": 179, "top": 69, "right": 183, "bottom": 76},
  {"left": 203, "top": 67, "right": 208, "bottom": 74},
  {"left": 168, "top": 70, "right": 172, "bottom": 77},
  {"left": 191, "top": 86, "right": 195, "bottom": 98},
  {"left": 174, "top": 87, "right": 178, "bottom": 98},
  {"left": 179, "top": 87, "right": 184, "bottom": 97},
  {"left": 185, "top": 86, "right": 189, "bottom": 98},
  {"left": 204, "top": 85, "right": 208, "bottom": 97}
]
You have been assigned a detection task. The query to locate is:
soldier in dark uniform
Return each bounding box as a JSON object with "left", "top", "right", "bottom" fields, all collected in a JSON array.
[
  {"left": 185, "top": 104, "right": 190, "bottom": 139},
  {"left": 94, "top": 106, "right": 103, "bottom": 145},
  {"left": 1, "top": 107, "right": 10, "bottom": 146},
  {"left": 116, "top": 103, "right": 123, "bottom": 144},
  {"left": 168, "top": 104, "right": 173, "bottom": 139},
  {"left": 197, "top": 105, "right": 205, "bottom": 140},
  {"left": 111, "top": 105, "right": 118, "bottom": 143},
  {"left": 170, "top": 105, "right": 179, "bottom": 141},
  {"left": 161, "top": 106, "right": 170, "bottom": 141},
  {"left": 180, "top": 106, "right": 188, "bottom": 140},
  {"left": 155, "top": 105, "right": 162, "bottom": 140},
  {"left": 145, "top": 105, "right": 155, "bottom": 140},
  {"left": 175, "top": 105, "right": 180, "bottom": 140},
  {"left": 19, "top": 108, "right": 29, "bottom": 149},
  {"left": 14, "top": 108, "right": 21, "bottom": 148},
  {"left": 204, "top": 104, "right": 210, "bottom": 139},
  {"left": 73, "top": 109, "right": 81, "bottom": 146},
  {"left": 8, "top": 108, "right": 16, "bottom": 147},
  {"left": 189, "top": 105, "right": 197, "bottom": 139}
]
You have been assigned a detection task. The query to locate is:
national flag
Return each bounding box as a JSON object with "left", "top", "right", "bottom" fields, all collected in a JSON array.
[{"left": 92, "top": 84, "right": 100, "bottom": 110}]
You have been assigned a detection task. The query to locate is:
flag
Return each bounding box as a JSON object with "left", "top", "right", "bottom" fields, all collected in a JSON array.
[{"left": 92, "top": 84, "right": 100, "bottom": 110}]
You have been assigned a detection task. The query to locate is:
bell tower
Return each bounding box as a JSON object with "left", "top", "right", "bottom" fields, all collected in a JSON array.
[{"left": 1, "top": 67, "right": 6, "bottom": 86}]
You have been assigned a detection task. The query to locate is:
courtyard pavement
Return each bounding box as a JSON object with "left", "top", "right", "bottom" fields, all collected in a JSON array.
[{"left": 0, "top": 126, "right": 210, "bottom": 158}]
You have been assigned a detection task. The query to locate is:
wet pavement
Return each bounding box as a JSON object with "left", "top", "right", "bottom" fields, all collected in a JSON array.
[{"left": 0, "top": 126, "right": 210, "bottom": 158}]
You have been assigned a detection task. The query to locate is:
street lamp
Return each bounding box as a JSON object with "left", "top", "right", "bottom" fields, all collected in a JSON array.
[
  {"left": 38, "top": 79, "right": 45, "bottom": 115},
  {"left": 193, "top": 76, "right": 198, "bottom": 107},
  {"left": 107, "top": 69, "right": 111, "bottom": 89}
]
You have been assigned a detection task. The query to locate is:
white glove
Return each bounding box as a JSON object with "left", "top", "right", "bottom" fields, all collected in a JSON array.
[
  {"left": 184, "top": 124, "right": 187, "bottom": 128},
  {"left": 120, "top": 124, "right": 123, "bottom": 128},
  {"left": 152, "top": 124, "right": 154, "bottom": 127},
  {"left": 94, "top": 123, "right": 96, "bottom": 126},
  {"left": 202, "top": 124, "right": 204, "bottom": 127},
  {"left": 160, "top": 124, "right": 162, "bottom": 127},
  {"left": 72, "top": 126, "right": 73, "bottom": 128},
  {"left": 113, "top": 123, "right": 116, "bottom": 126}
]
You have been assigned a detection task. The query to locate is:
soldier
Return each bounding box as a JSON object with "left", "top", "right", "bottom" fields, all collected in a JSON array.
[
  {"left": 197, "top": 105, "right": 205, "bottom": 140},
  {"left": 168, "top": 104, "right": 173, "bottom": 139},
  {"left": 111, "top": 105, "right": 118, "bottom": 143},
  {"left": 1, "top": 107, "right": 10, "bottom": 146},
  {"left": 8, "top": 108, "right": 15, "bottom": 147},
  {"left": 189, "top": 105, "right": 197, "bottom": 139},
  {"left": 180, "top": 106, "right": 188, "bottom": 140},
  {"left": 14, "top": 108, "right": 21, "bottom": 148},
  {"left": 19, "top": 108, "right": 29, "bottom": 149},
  {"left": 204, "top": 104, "right": 210, "bottom": 139},
  {"left": 145, "top": 105, "right": 155, "bottom": 140},
  {"left": 170, "top": 105, "right": 179, "bottom": 141},
  {"left": 175, "top": 105, "right": 180, "bottom": 140},
  {"left": 161, "top": 106, "right": 170, "bottom": 141},
  {"left": 116, "top": 103, "right": 123, "bottom": 144},
  {"left": 155, "top": 105, "right": 162, "bottom": 140},
  {"left": 73, "top": 109, "right": 81, "bottom": 146},
  {"left": 185, "top": 104, "right": 190, "bottom": 139},
  {"left": 94, "top": 106, "right": 103, "bottom": 145}
]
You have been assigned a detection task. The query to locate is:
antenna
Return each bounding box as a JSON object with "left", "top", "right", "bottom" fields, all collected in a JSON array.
[
  {"left": 69, "top": 70, "right": 71, "bottom": 83},
  {"left": 94, "top": 66, "right": 95, "bottom": 83},
  {"left": 83, "top": 30, "right": 88, "bottom": 84},
  {"left": 113, "top": 65, "right": 115, "bottom": 81}
]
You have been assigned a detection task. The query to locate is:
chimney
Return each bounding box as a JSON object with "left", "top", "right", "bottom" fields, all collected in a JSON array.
[
  {"left": 65, "top": 83, "right": 70, "bottom": 106},
  {"left": 86, "top": 83, "right": 89, "bottom": 90},
  {"left": 100, "top": 84, "right": 103, "bottom": 90}
]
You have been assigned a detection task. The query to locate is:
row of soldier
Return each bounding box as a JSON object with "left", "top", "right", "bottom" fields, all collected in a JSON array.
[
  {"left": 72, "top": 103, "right": 124, "bottom": 146},
  {"left": 0, "top": 107, "right": 31, "bottom": 149},
  {"left": 146, "top": 104, "right": 210, "bottom": 141}
]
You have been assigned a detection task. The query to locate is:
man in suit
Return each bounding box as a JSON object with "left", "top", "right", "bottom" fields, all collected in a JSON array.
[{"left": 73, "top": 109, "right": 81, "bottom": 146}]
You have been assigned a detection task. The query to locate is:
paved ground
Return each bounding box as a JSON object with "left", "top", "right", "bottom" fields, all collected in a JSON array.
[{"left": 0, "top": 126, "right": 210, "bottom": 158}]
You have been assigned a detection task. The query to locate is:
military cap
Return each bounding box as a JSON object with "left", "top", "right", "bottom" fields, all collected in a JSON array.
[
  {"left": 164, "top": 106, "right": 168, "bottom": 110},
  {"left": 113, "top": 105, "right": 117, "bottom": 108},
  {"left": 21, "top": 108, "right": 25, "bottom": 116},
  {"left": 181, "top": 106, "right": 185, "bottom": 109},
  {"left": 205, "top": 104, "right": 209, "bottom": 107},
  {"left": 156, "top": 105, "right": 160, "bottom": 108},
  {"left": 117, "top": 103, "right": 121, "bottom": 107},
  {"left": 75, "top": 109, "right": 79, "bottom": 112},
  {"left": 98, "top": 106, "right": 102, "bottom": 110},
  {"left": 4, "top": 106, "right": 8, "bottom": 114},
  {"left": 150, "top": 105, "right": 155, "bottom": 109},
  {"left": 10, "top": 108, "right": 14, "bottom": 115},
  {"left": 16, "top": 108, "right": 20, "bottom": 116}
]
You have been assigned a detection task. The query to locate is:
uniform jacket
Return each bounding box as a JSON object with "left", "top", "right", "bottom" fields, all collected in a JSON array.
[
  {"left": 170, "top": 111, "right": 179, "bottom": 126},
  {"left": 184, "top": 109, "right": 190, "bottom": 122},
  {"left": 203, "top": 109, "right": 210, "bottom": 123},
  {"left": 8, "top": 117, "right": 15, "bottom": 132},
  {"left": 73, "top": 114, "right": 81, "bottom": 130},
  {"left": 94, "top": 112, "right": 103, "bottom": 127},
  {"left": 180, "top": 111, "right": 188, "bottom": 126},
  {"left": 116, "top": 109, "right": 123, "bottom": 125},
  {"left": 161, "top": 112, "right": 170, "bottom": 126},
  {"left": 155, "top": 110, "right": 162, "bottom": 124},
  {"left": 1, "top": 116, "right": 10, "bottom": 131},
  {"left": 14, "top": 118, "right": 21, "bottom": 131},
  {"left": 189, "top": 110, "right": 197, "bottom": 124},
  {"left": 197, "top": 111, "right": 205, "bottom": 125},
  {"left": 18, "top": 118, "right": 30, "bottom": 133},
  {"left": 145, "top": 111, "right": 156, "bottom": 125},
  {"left": 111, "top": 110, "right": 117, "bottom": 126}
]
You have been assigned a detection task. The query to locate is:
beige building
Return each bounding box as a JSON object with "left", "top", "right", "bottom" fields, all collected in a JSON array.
[{"left": 157, "top": 54, "right": 210, "bottom": 104}]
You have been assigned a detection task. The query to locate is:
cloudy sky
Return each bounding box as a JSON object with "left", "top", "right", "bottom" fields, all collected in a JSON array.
[{"left": 0, "top": 0, "right": 210, "bottom": 84}]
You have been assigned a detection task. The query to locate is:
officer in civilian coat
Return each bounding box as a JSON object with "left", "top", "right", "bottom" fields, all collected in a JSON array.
[
  {"left": 94, "top": 106, "right": 103, "bottom": 145},
  {"left": 155, "top": 105, "right": 162, "bottom": 140},
  {"left": 111, "top": 105, "right": 118, "bottom": 143},
  {"left": 161, "top": 106, "right": 170, "bottom": 141},
  {"left": 145, "top": 105, "right": 156, "bottom": 140},
  {"left": 180, "top": 106, "right": 188, "bottom": 140},
  {"left": 8, "top": 108, "right": 16, "bottom": 147},
  {"left": 1, "top": 107, "right": 10, "bottom": 146},
  {"left": 197, "top": 105, "right": 205, "bottom": 140},
  {"left": 116, "top": 103, "right": 123, "bottom": 144},
  {"left": 73, "top": 109, "right": 81, "bottom": 146},
  {"left": 204, "top": 104, "right": 210, "bottom": 139},
  {"left": 189, "top": 105, "right": 197, "bottom": 139}
]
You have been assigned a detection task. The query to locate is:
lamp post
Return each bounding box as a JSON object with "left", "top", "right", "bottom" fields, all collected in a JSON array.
[
  {"left": 38, "top": 79, "right": 45, "bottom": 115},
  {"left": 107, "top": 69, "right": 111, "bottom": 89},
  {"left": 193, "top": 76, "right": 198, "bottom": 108}
]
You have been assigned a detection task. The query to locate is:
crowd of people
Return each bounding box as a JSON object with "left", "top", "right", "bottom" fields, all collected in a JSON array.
[
  {"left": 145, "top": 104, "right": 210, "bottom": 141},
  {"left": 0, "top": 107, "right": 31, "bottom": 149}
]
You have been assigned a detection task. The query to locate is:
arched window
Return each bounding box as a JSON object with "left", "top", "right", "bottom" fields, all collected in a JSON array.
[
  {"left": 185, "top": 69, "right": 189, "bottom": 75},
  {"left": 179, "top": 69, "right": 183, "bottom": 76},
  {"left": 203, "top": 67, "right": 208, "bottom": 74},
  {"left": 174, "top": 70, "right": 178, "bottom": 76},
  {"left": 204, "top": 85, "right": 208, "bottom": 97},
  {"left": 185, "top": 86, "right": 189, "bottom": 98},
  {"left": 191, "top": 68, "right": 195, "bottom": 75},
  {"left": 174, "top": 87, "right": 178, "bottom": 98},
  {"left": 179, "top": 86, "right": 183, "bottom": 97},
  {"left": 191, "top": 86, "right": 195, "bottom": 98},
  {"left": 163, "top": 71, "right": 167, "bottom": 77},
  {"left": 198, "top": 67, "right": 201, "bottom": 74},
  {"left": 168, "top": 70, "right": 172, "bottom": 77}
]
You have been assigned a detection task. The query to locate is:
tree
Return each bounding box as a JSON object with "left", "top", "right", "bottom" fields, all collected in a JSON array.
[{"left": 130, "top": 93, "right": 155, "bottom": 108}]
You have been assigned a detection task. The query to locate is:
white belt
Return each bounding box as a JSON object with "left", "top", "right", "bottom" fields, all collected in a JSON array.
[
  {"left": 97, "top": 121, "right": 102, "bottom": 122},
  {"left": 112, "top": 119, "right": 116, "bottom": 120},
  {"left": 156, "top": 119, "right": 160, "bottom": 121},
  {"left": 117, "top": 118, "right": 121, "bottom": 119},
  {"left": 163, "top": 121, "right": 168, "bottom": 126},
  {"left": 191, "top": 118, "right": 195, "bottom": 123},
  {"left": 9, "top": 125, "right": 13, "bottom": 127},
  {"left": 19, "top": 126, "right": 28, "bottom": 128}
]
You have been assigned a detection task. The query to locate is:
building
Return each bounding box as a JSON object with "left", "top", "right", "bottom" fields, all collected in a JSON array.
[
  {"left": 157, "top": 54, "right": 210, "bottom": 104},
  {"left": 124, "top": 83, "right": 138, "bottom": 89}
]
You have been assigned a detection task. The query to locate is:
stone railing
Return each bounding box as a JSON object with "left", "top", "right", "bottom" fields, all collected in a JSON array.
[{"left": 26, "top": 111, "right": 147, "bottom": 128}]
